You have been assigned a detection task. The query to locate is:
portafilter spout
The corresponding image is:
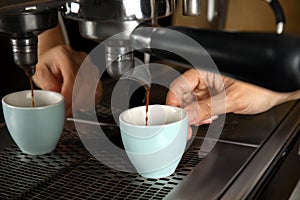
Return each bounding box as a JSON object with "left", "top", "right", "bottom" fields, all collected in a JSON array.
[
  {"left": 10, "top": 35, "right": 37, "bottom": 77},
  {"left": 0, "top": 7, "right": 59, "bottom": 77},
  {"left": 105, "top": 39, "right": 135, "bottom": 79}
]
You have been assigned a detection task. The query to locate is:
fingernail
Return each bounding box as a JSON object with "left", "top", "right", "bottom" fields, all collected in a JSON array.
[
  {"left": 185, "top": 107, "right": 198, "bottom": 124},
  {"left": 199, "top": 118, "right": 212, "bottom": 125},
  {"left": 211, "top": 115, "right": 219, "bottom": 121}
]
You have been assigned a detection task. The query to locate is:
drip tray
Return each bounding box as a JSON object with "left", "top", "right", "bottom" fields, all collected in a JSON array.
[{"left": 0, "top": 123, "right": 202, "bottom": 199}]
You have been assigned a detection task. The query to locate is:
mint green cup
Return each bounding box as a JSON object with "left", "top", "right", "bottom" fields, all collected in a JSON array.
[
  {"left": 2, "top": 90, "right": 65, "bottom": 155},
  {"left": 119, "top": 105, "right": 188, "bottom": 179}
]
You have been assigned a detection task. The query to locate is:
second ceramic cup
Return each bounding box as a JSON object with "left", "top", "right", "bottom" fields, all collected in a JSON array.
[{"left": 119, "top": 105, "right": 188, "bottom": 179}]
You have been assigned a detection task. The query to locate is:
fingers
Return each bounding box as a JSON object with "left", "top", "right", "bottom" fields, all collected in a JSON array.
[
  {"left": 188, "top": 126, "right": 193, "bottom": 140},
  {"left": 167, "top": 68, "right": 227, "bottom": 134},
  {"left": 71, "top": 55, "right": 102, "bottom": 115},
  {"left": 95, "top": 82, "right": 103, "bottom": 105},
  {"left": 59, "top": 59, "right": 77, "bottom": 116},
  {"left": 33, "top": 45, "right": 105, "bottom": 117},
  {"left": 166, "top": 69, "right": 202, "bottom": 107},
  {"left": 184, "top": 91, "right": 226, "bottom": 125},
  {"left": 50, "top": 47, "right": 77, "bottom": 116},
  {"left": 33, "top": 64, "right": 61, "bottom": 93},
  {"left": 34, "top": 66, "right": 72, "bottom": 116},
  {"left": 34, "top": 45, "right": 85, "bottom": 117},
  {"left": 184, "top": 101, "right": 210, "bottom": 125}
]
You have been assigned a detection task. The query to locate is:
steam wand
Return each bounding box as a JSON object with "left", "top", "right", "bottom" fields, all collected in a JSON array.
[{"left": 265, "top": 0, "right": 285, "bottom": 34}]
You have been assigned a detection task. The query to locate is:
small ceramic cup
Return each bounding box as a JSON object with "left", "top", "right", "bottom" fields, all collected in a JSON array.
[
  {"left": 2, "top": 90, "right": 65, "bottom": 155},
  {"left": 119, "top": 105, "right": 188, "bottom": 178}
]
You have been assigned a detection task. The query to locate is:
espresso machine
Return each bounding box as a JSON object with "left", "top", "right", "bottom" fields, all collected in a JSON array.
[
  {"left": 0, "top": 0, "right": 299, "bottom": 199},
  {"left": 0, "top": 0, "right": 299, "bottom": 92}
]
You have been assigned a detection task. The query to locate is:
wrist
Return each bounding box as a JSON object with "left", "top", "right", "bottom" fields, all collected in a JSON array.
[{"left": 277, "top": 90, "right": 300, "bottom": 105}]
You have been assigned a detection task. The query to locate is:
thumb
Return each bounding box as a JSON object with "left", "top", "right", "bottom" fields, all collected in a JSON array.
[
  {"left": 184, "top": 92, "right": 226, "bottom": 125},
  {"left": 33, "top": 61, "right": 62, "bottom": 93}
]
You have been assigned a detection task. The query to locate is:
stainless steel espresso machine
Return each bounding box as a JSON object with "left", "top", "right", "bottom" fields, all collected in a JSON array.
[
  {"left": 0, "top": 0, "right": 299, "bottom": 91},
  {"left": 0, "top": 0, "right": 299, "bottom": 199}
]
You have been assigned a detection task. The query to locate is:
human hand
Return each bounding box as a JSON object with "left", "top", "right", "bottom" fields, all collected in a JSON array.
[
  {"left": 33, "top": 45, "right": 102, "bottom": 116},
  {"left": 166, "top": 69, "right": 299, "bottom": 139}
]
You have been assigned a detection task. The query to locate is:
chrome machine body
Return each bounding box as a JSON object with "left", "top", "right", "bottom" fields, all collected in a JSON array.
[{"left": 0, "top": 0, "right": 174, "bottom": 78}]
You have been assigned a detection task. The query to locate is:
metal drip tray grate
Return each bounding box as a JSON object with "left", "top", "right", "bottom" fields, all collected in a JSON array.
[
  {"left": 0, "top": 130, "right": 89, "bottom": 199},
  {"left": 0, "top": 122, "right": 202, "bottom": 199},
  {"left": 24, "top": 148, "right": 201, "bottom": 200}
]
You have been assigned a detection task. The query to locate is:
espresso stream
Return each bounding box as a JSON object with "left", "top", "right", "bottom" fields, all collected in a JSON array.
[
  {"left": 145, "top": 87, "right": 150, "bottom": 126},
  {"left": 29, "top": 77, "right": 35, "bottom": 107}
]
